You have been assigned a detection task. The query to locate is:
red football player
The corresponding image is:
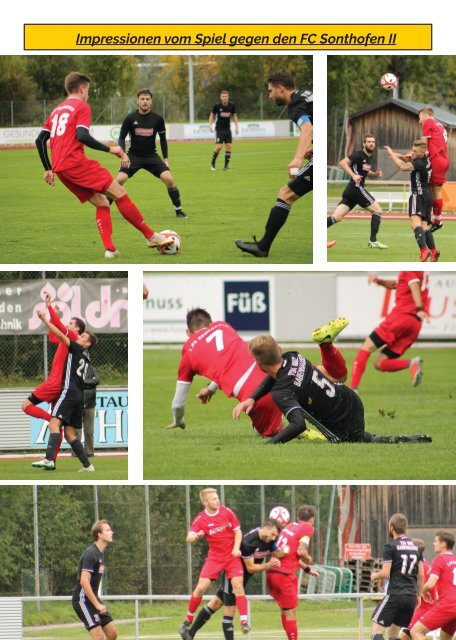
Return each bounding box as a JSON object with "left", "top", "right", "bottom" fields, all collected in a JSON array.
[
  {"left": 350, "top": 272, "right": 429, "bottom": 391},
  {"left": 35, "top": 71, "right": 173, "bottom": 258},
  {"left": 179, "top": 488, "right": 249, "bottom": 639},
  {"left": 419, "top": 107, "right": 449, "bottom": 232}
]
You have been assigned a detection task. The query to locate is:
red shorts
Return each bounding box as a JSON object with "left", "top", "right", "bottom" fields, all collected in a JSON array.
[
  {"left": 419, "top": 600, "right": 456, "bottom": 636},
  {"left": 239, "top": 370, "right": 283, "bottom": 437},
  {"left": 267, "top": 571, "right": 298, "bottom": 610},
  {"left": 373, "top": 312, "right": 422, "bottom": 356},
  {"left": 199, "top": 555, "right": 244, "bottom": 581},
  {"left": 405, "top": 600, "right": 434, "bottom": 630},
  {"left": 31, "top": 380, "right": 61, "bottom": 403},
  {"left": 57, "top": 158, "right": 113, "bottom": 202},
  {"left": 430, "top": 153, "right": 449, "bottom": 186}
]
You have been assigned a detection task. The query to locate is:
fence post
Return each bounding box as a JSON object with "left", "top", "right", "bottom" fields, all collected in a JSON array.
[
  {"left": 185, "top": 485, "right": 192, "bottom": 594},
  {"left": 33, "top": 486, "right": 40, "bottom": 612},
  {"left": 145, "top": 485, "right": 153, "bottom": 597}
]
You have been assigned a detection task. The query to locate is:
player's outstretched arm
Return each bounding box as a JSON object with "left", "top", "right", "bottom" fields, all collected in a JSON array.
[
  {"left": 384, "top": 145, "right": 413, "bottom": 171},
  {"left": 167, "top": 381, "right": 190, "bottom": 429},
  {"left": 299, "top": 560, "right": 319, "bottom": 576},
  {"left": 35, "top": 129, "right": 55, "bottom": 186},
  {"left": 371, "top": 562, "right": 391, "bottom": 584},
  {"left": 368, "top": 275, "right": 397, "bottom": 289},
  {"left": 187, "top": 530, "right": 205, "bottom": 543},
  {"left": 37, "top": 310, "right": 70, "bottom": 347},
  {"left": 265, "top": 412, "right": 307, "bottom": 444},
  {"left": 196, "top": 386, "right": 217, "bottom": 404},
  {"left": 232, "top": 398, "right": 255, "bottom": 420},
  {"left": 408, "top": 282, "right": 428, "bottom": 320}
]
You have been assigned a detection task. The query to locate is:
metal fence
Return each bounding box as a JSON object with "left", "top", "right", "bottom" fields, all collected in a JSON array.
[{"left": 0, "top": 94, "right": 296, "bottom": 128}]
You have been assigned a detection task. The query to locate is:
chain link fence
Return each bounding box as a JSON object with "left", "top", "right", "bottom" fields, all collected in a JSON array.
[{"left": 0, "top": 272, "right": 127, "bottom": 386}]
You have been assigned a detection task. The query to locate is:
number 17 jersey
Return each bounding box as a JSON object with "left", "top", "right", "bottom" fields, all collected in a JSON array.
[
  {"left": 382, "top": 536, "right": 422, "bottom": 596},
  {"left": 178, "top": 321, "right": 259, "bottom": 398}
]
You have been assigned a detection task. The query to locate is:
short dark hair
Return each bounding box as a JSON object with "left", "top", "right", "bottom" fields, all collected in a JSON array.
[
  {"left": 65, "top": 72, "right": 90, "bottom": 95},
  {"left": 220, "top": 89, "right": 229, "bottom": 95},
  {"left": 186, "top": 308, "right": 212, "bottom": 332},
  {"left": 436, "top": 530, "right": 455, "bottom": 550},
  {"left": 137, "top": 88, "right": 153, "bottom": 98},
  {"left": 72, "top": 317, "right": 86, "bottom": 333},
  {"left": 267, "top": 70, "right": 295, "bottom": 90},
  {"left": 263, "top": 518, "right": 281, "bottom": 531},
  {"left": 249, "top": 334, "right": 282, "bottom": 367},
  {"left": 91, "top": 519, "right": 109, "bottom": 541},
  {"left": 363, "top": 133, "right": 376, "bottom": 143},
  {"left": 298, "top": 505, "right": 316, "bottom": 522},
  {"left": 419, "top": 107, "right": 434, "bottom": 117},
  {"left": 389, "top": 513, "right": 408, "bottom": 534},
  {"left": 85, "top": 332, "right": 98, "bottom": 349}
]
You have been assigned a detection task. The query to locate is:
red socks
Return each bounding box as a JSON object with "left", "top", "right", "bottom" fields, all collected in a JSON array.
[
  {"left": 319, "top": 343, "right": 347, "bottom": 380},
  {"left": 350, "top": 349, "right": 370, "bottom": 388},
  {"left": 115, "top": 195, "right": 154, "bottom": 238},
  {"left": 186, "top": 594, "right": 203, "bottom": 623},
  {"left": 235, "top": 594, "right": 248, "bottom": 621},
  {"left": 377, "top": 358, "right": 409, "bottom": 372},
  {"left": 23, "top": 405, "right": 52, "bottom": 422},
  {"left": 283, "top": 617, "right": 298, "bottom": 640},
  {"left": 96, "top": 206, "right": 114, "bottom": 249}
]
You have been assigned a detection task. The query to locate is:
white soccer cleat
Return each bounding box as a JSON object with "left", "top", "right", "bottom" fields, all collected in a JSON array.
[
  {"left": 32, "top": 458, "right": 55, "bottom": 470},
  {"left": 77, "top": 464, "right": 95, "bottom": 473},
  {"left": 146, "top": 234, "right": 174, "bottom": 249},
  {"left": 368, "top": 240, "right": 388, "bottom": 249},
  {"left": 104, "top": 249, "right": 120, "bottom": 259}
]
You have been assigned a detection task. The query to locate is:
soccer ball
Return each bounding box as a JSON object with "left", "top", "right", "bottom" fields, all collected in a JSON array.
[
  {"left": 158, "top": 230, "right": 181, "bottom": 255},
  {"left": 380, "top": 73, "right": 398, "bottom": 91},
  {"left": 269, "top": 505, "right": 290, "bottom": 526}
]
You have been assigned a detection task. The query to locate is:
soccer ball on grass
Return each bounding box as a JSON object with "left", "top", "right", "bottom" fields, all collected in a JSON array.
[{"left": 158, "top": 230, "right": 181, "bottom": 255}]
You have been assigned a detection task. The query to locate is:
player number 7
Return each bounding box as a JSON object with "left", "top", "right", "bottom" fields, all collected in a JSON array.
[{"left": 206, "top": 329, "right": 224, "bottom": 352}]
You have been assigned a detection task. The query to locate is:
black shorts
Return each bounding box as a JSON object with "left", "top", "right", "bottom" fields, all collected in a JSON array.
[
  {"left": 119, "top": 153, "right": 168, "bottom": 178},
  {"left": 288, "top": 159, "right": 313, "bottom": 197},
  {"left": 339, "top": 183, "right": 376, "bottom": 210},
  {"left": 408, "top": 191, "right": 432, "bottom": 222},
  {"left": 331, "top": 389, "right": 365, "bottom": 442},
  {"left": 216, "top": 571, "right": 252, "bottom": 607},
  {"left": 371, "top": 593, "right": 416, "bottom": 628},
  {"left": 52, "top": 390, "right": 83, "bottom": 428},
  {"left": 72, "top": 595, "right": 113, "bottom": 631},
  {"left": 216, "top": 129, "right": 232, "bottom": 144}
]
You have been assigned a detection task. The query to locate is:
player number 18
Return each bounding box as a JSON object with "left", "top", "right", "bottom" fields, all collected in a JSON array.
[{"left": 50, "top": 112, "right": 70, "bottom": 137}]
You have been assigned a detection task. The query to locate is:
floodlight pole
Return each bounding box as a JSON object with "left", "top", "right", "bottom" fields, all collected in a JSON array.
[{"left": 188, "top": 56, "right": 195, "bottom": 124}]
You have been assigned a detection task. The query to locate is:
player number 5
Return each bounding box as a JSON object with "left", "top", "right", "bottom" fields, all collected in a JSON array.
[{"left": 311, "top": 370, "right": 336, "bottom": 398}]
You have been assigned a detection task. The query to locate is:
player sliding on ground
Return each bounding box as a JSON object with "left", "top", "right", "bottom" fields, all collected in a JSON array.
[
  {"left": 35, "top": 72, "right": 173, "bottom": 259},
  {"left": 233, "top": 321, "right": 432, "bottom": 445}
]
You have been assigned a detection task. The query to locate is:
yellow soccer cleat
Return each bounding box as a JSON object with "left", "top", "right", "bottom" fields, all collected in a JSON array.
[{"left": 312, "top": 317, "right": 350, "bottom": 345}]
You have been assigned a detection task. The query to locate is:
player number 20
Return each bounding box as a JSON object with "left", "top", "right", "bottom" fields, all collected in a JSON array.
[
  {"left": 76, "top": 359, "right": 88, "bottom": 379},
  {"left": 50, "top": 112, "right": 70, "bottom": 137}
]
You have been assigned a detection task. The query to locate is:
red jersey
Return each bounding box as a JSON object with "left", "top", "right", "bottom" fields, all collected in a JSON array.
[
  {"left": 429, "top": 552, "right": 456, "bottom": 602},
  {"left": 422, "top": 118, "right": 448, "bottom": 160},
  {"left": 189, "top": 506, "right": 240, "bottom": 561},
  {"left": 391, "top": 272, "right": 429, "bottom": 315},
  {"left": 274, "top": 521, "right": 314, "bottom": 575},
  {"left": 423, "top": 558, "right": 438, "bottom": 603},
  {"left": 46, "top": 306, "right": 79, "bottom": 387},
  {"left": 42, "top": 97, "right": 92, "bottom": 172},
  {"left": 178, "top": 321, "right": 265, "bottom": 398}
]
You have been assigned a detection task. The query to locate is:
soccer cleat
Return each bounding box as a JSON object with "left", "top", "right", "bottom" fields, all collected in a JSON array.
[
  {"left": 420, "top": 248, "right": 431, "bottom": 262},
  {"left": 235, "top": 236, "right": 269, "bottom": 258},
  {"left": 312, "top": 317, "right": 350, "bottom": 345},
  {"left": 241, "top": 621, "right": 251, "bottom": 634},
  {"left": 32, "top": 458, "right": 55, "bottom": 470},
  {"left": 430, "top": 222, "right": 444, "bottom": 233},
  {"left": 367, "top": 433, "right": 432, "bottom": 444},
  {"left": 146, "top": 234, "right": 174, "bottom": 249},
  {"left": 301, "top": 428, "right": 326, "bottom": 441},
  {"left": 104, "top": 248, "right": 120, "bottom": 259},
  {"left": 77, "top": 464, "right": 95, "bottom": 473},
  {"left": 327, "top": 240, "right": 337, "bottom": 249},
  {"left": 176, "top": 211, "right": 189, "bottom": 219},
  {"left": 211, "top": 164, "right": 216, "bottom": 171},
  {"left": 179, "top": 620, "right": 192, "bottom": 640},
  {"left": 368, "top": 240, "right": 388, "bottom": 249},
  {"left": 223, "top": 166, "right": 230, "bottom": 171},
  {"left": 430, "top": 249, "right": 441, "bottom": 262},
  {"left": 409, "top": 357, "right": 423, "bottom": 387}
]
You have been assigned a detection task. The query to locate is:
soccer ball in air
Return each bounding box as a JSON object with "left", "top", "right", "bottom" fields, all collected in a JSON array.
[
  {"left": 158, "top": 230, "right": 181, "bottom": 255},
  {"left": 380, "top": 73, "right": 398, "bottom": 91},
  {"left": 269, "top": 505, "right": 290, "bottom": 526}
]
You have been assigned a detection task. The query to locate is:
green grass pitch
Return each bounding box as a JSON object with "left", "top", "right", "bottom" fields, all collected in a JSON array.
[
  {"left": 143, "top": 346, "right": 456, "bottom": 480},
  {"left": 23, "top": 598, "right": 376, "bottom": 639},
  {"left": 0, "top": 455, "right": 127, "bottom": 480},
  {"left": 326, "top": 218, "right": 456, "bottom": 262},
  {"left": 1, "top": 140, "right": 312, "bottom": 264}
]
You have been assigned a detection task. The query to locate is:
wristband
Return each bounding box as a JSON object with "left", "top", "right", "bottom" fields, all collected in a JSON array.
[
  {"left": 304, "top": 566, "right": 311, "bottom": 573},
  {"left": 416, "top": 307, "right": 424, "bottom": 312}
]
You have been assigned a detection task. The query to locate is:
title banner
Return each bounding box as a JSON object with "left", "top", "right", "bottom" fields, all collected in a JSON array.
[{"left": 24, "top": 24, "right": 432, "bottom": 51}]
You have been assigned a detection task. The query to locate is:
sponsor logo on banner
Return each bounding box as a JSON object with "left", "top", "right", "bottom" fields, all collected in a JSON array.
[
  {"left": 224, "top": 281, "right": 269, "bottom": 331},
  {"left": 29, "top": 389, "right": 128, "bottom": 448}
]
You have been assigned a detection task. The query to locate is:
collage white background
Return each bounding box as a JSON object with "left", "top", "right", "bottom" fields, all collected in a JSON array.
[{"left": 1, "top": 3, "right": 451, "bottom": 484}]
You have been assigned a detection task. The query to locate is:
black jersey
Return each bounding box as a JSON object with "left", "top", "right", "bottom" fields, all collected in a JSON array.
[
  {"left": 61, "top": 340, "right": 91, "bottom": 399},
  {"left": 252, "top": 352, "right": 361, "bottom": 435},
  {"left": 288, "top": 90, "right": 313, "bottom": 128},
  {"left": 119, "top": 110, "right": 166, "bottom": 158},
  {"left": 347, "top": 149, "right": 373, "bottom": 187},
  {"left": 382, "top": 536, "right": 422, "bottom": 596},
  {"left": 212, "top": 102, "right": 236, "bottom": 130},
  {"left": 73, "top": 543, "right": 105, "bottom": 600},
  {"left": 241, "top": 527, "right": 278, "bottom": 565},
  {"left": 410, "top": 156, "right": 432, "bottom": 194}
]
